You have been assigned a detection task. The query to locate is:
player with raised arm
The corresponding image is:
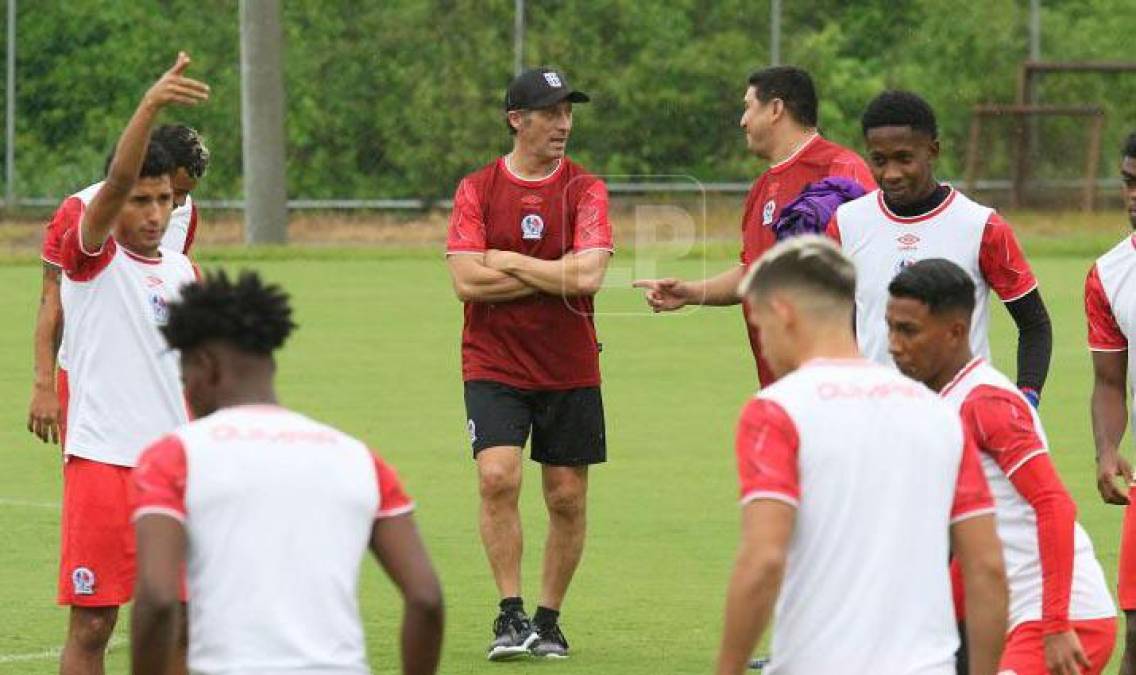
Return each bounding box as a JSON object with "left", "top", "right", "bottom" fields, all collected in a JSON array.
[
  {"left": 27, "top": 123, "right": 209, "bottom": 447},
  {"left": 828, "top": 90, "right": 1052, "bottom": 406},
  {"left": 716, "top": 237, "right": 1007, "bottom": 675},
  {"left": 1084, "top": 132, "right": 1136, "bottom": 674},
  {"left": 130, "top": 270, "right": 444, "bottom": 675},
  {"left": 633, "top": 66, "right": 874, "bottom": 385},
  {"left": 54, "top": 52, "right": 208, "bottom": 675},
  {"left": 889, "top": 259, "right": 1116, "bottom": 675},
  {"left": 445, "top": 66, "right": 612, "bottom": 660}
]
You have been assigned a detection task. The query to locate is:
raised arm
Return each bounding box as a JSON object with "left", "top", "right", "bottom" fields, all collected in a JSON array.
[
  {"left": 82, "top": 52, "right": 209, "bottom": 253},
  {"left": 633, "top": 264, "right": 746, "bottom": 312},
  {"left": 370, "top": 514, "right": 445, "bottom": 675}
]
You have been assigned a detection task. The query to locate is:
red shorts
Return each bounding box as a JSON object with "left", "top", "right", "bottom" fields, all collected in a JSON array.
[
  {"left": 58, "top": 456, "right": 136, "bottom": 606},
  {"left": 57, "top": 367, "right": 69, "bottom": 449},
  {"left": 999, "top": 618, "right": 1116, "bottom": 675},
  {"left": 1119, "top": 497, "right": 1136, "bottom": 609}
]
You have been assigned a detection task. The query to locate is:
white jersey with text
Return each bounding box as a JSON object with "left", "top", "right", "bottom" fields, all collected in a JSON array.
[
  {"left": 735, "top": 359, "right": 994, "bottom": 674},
  {"left": 59, "top": 228, "right": 195, "bottom": 466},
  {"left": 133, "top": 405, "right": 415, "bottom": 675}
]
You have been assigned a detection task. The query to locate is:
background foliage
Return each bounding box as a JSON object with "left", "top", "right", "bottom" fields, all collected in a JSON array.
[{"left": 5, "top": 0, "right": 1136, "bottom": 201}]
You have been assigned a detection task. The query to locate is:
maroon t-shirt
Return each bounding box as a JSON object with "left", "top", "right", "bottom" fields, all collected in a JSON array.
[
  {"left": 739, "top": 135, "right": 876, "bottom": 386},
  {"left": 446, "top": 157, "right": 613, "bottom": 390}
]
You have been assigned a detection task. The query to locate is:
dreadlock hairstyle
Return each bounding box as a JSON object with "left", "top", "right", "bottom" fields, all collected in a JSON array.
[
  {"left": 151, "top": 124, "right": 211, "bottom": 179},
  {"left": 161, "top": 270, "right": 296, "bottom": 355}
]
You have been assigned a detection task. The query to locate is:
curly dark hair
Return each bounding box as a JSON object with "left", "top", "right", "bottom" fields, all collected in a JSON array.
[
  {"left": 161, "top": 270, "right": 296, "bottom": 355},
  {"left": 861, "top": 90, "right": 938, "bottom": 139},
  {"left": 151, "top": 124, "right": 211, "bottom": 179}
]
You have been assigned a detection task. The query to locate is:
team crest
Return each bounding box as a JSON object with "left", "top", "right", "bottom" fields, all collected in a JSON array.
[
  {"left": 521, "top": 214, "right": 545, "bottom": 240},
  {"left": 72, "top": 567, "right": 95, "bottom": 595},
  {"left": 894, "top": 258, "right": 918, "bottom": 275},
  {"left": 543, "top": 72, "right": 563, "bottom": 88},
  {"left": 150, "top": 292, "right": 170, "bottom": 325},
  {"left": 762, "top": 199, "right": 776, "bottom": 226}
]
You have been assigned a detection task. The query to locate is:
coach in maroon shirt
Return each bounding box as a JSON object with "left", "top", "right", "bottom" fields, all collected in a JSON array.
[{"left": 445, "top": 67, "right": 613, "bottom": 661}]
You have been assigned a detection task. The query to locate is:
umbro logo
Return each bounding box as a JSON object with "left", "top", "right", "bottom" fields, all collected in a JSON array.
[{"left": 896, "top": 233, "right": 920, "bottom": 250}]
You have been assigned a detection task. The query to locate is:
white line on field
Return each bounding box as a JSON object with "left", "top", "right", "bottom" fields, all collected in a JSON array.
[
  {"left": 0, "top": 636, "right": 125, "bottom": 664},
  {"left": 0, "top": 497, "right": 58, "bottom": 510}
]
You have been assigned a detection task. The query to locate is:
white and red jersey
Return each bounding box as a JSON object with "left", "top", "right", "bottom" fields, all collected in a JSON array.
[
  {"left": 1086, "top": 234, "right": 1136, "bottom": 423},
  {"left": 827, "top": 187, "right": 1037, "bottom": 366},
  {"left": 42, "top": 180, "right": 198, "bottom": 267},
  {"left": 735, "top": 359, "right": 994, "bottom": 674},
  {"left": 59, "top": 227, "right": 196, "bottom": 467},
  {"left": 940, "top": 358, "right": 1114, "bottom": 632},
  {"left": 132, "top": 405, "right": 415, "bottom": 675}
]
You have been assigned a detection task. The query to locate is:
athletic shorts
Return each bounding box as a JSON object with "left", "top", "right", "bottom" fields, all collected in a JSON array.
[
  {"left": 57, "top": 367, "right": 69, "bottom": 449},
  {"left": 463, "top": 380, "right": 606, "bottom": 466},
  {"left": 58, "top": 456, "right": 136, "bottom": 607},
  {"left": 999, "top": 617, "right": 1116, "bottom": 675},
  {"left": 1119, "top": 496, "right": 1136, "bottom": 609}
]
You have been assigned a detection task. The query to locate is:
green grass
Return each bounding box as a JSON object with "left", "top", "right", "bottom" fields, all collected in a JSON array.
[{"left": 0, "top": 240, "right": 1128, "bottom": 673}]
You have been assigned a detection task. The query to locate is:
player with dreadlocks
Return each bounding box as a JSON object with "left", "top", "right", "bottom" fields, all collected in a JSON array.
[{"left": 130, "top": 270, "right": 445, "bottom": 675}]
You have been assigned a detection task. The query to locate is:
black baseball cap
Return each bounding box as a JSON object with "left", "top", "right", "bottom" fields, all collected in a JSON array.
[{"left": 505, "top": 67, "right": 590, "bottom": 111}]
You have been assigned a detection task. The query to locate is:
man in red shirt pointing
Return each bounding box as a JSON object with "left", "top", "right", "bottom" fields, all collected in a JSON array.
[
  {"left": 445, "top": 66, "right": 612, "bottom": 661},
  {"left": 634, "top": 66, "right": 875, "bottom": 385}
]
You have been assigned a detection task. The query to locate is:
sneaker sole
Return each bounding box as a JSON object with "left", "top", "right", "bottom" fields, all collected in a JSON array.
[
  {"left": 487, "top": 633, "right": 538, "bottom": 661},
  {"left": 532, "top": 651, "right": 569, "bottom": 660}
]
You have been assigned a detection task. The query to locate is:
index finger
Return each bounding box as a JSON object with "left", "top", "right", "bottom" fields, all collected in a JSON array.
[{"left": 631, "top": 279, "right": 659, "bottom": 290}]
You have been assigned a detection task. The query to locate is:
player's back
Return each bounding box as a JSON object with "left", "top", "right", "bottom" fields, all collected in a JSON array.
[
  {"left": 759, "top": 360, "right": 972, "bottom": 674},
  {"left": 174, "top": 405, "right": 389, "bottom": 675}
]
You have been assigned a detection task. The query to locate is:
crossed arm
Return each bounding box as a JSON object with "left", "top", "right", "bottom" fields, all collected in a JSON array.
[{"left": 446, "top": 249, "right": 611, "bottom": 303}]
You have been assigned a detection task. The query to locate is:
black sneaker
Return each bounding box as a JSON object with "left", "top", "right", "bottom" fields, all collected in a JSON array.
[
  {"left": 487, "top": 609, "right": 537, "bottom": 661},
  {"left": 530, "top": 623, "right": 569, "bottom": 659}
]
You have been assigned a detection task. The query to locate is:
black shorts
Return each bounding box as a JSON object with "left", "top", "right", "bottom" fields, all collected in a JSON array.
[{"left": 463, "top": 380, "right": 606, "bottom": 466}]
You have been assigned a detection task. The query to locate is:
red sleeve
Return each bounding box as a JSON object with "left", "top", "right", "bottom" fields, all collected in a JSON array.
[
  {"left": 1085, "top": 263, "right": 1127, "bottom": 351},
  {"left": 132, "top": 435, "right": 188, "bottom": 522},
  {"left": 825, "top": 213, "right": 841, "bottom": 245},
  {"left": 979, "top": 213, "right": 1038, "bottom": 302},
  {"left": 962, "top": 385, "right": 1047, "bottom": 476},
  {"left": 372, "top": 453, "right": 414, "bottom": 519},
  {"left": 182, "top": 202, "right": 198, "bottom": 255},
  {"left": 950, "top": 429, "right": 996, "bottom": 524},
  {"left": 572, "top": 179, "right": 613, "bottom": 252},
  {"left": 59, "top": 223, "right": 116, "bottom": 282},
  {"left": 1009, "top": 452, "right": 1078, "bottom": 634},
  {"left": 445, "top": 177, "right": 486, "bottom": 254},
  {"left": 963, "top": 386, "right": 1075, "bottom": 633},
  {"left": 41, "top": 197, "right": 84, "bottom": 267},
  {"left": 735, "top": 398, "right": 800, "bottom": 507},
  {"left": 829, "top": 153, "right": 878, "bottom": 192}
]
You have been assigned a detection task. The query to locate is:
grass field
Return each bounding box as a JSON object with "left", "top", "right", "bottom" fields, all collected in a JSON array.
[{"left": 0, "top": 231, "right": 1130, "bottom": 673}]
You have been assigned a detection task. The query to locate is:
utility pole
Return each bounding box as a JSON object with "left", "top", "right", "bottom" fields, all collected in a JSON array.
[
  {"left": 770, "top": 0, "right": 781, "bottom": 66},
  {"left": 514, "top": 0, "right": 524, "bottom": 75},
  {"left": 6, "top": 0, "right": 15, "bottom": 211},
  {"left": 239, "top": 0, "right": 288, "bottom": 244}
]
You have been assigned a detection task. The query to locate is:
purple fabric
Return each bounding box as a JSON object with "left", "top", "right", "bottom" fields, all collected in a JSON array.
[{"left": 771, "top": 176, "right": 868, "bottom": 241}]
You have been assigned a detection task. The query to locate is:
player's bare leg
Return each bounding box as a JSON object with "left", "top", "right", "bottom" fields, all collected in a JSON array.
[
  {"left": 1122, "top": 610, "right": 1136, "bottom": 675},
  {"left": 60, "top": 606, "right": 117, "bottom": 675},
  {"left": 532, "top": 465, "right": 588, "bottom": 658},
  {"left": 477, "top": 446, "right": 524, "bottom": 597}
]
